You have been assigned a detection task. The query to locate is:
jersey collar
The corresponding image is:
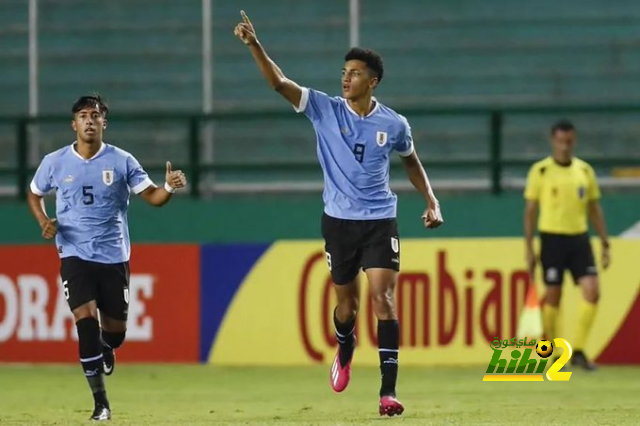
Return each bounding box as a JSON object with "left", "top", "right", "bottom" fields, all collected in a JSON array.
[
  {"left": 552, "top": 158, "right": 572, "bottom": 167},
  {"left": 342, "top": 97, "right": 380, "bottom": 118},
  {"left": 71, "top": 141, "right": 106, "bottom": 161}
]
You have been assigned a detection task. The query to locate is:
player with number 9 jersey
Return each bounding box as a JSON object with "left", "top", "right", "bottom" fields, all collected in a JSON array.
[
  {"left": 296, "top": 86, "right": 414, "bottom": 220},
  {"left": 234, "top": 10, "right": 444, "bottom": 417}
]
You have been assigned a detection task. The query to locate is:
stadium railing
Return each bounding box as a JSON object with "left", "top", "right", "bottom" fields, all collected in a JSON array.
[{"left": 2, "top": 103, "right": 640, "bottom": 200}]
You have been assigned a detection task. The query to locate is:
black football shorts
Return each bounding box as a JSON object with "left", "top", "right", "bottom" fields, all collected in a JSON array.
[
  {"left": 60, "top": 256, "right": 130, "bottom": 320},
  {"left": 540, "top": 233, "right": 597, "bottom": 286},
  {"left": 321, "top": 212, "right": 400, "bottom": 285}
]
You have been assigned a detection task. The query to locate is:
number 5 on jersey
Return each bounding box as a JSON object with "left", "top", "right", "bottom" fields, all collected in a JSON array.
[{"left": 82, "top": 186, "right": 94, "bottom": 205}]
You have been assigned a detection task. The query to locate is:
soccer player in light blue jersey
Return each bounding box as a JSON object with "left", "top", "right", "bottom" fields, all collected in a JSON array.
[
  {"left": 27, "top": 95, "right": 187, "bottom": 421},
  {"left": 235, "top": 11, "right": 443, "bottom": 417}
]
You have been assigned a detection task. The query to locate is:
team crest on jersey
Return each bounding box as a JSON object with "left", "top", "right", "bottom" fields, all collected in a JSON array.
[
  {"left": 376, "top": 131, "right": 388, "bottom": 147},
  {"left": 391, "top": 237, "right": 399, "bottom": 253},
  {"left": 102, "top": 169, "right": 114, "bottom": 186},
  {"left": 578, "top": 186, "right": 585, "bottom": 199},
  {"left": 325, "top": 252, "right": 332, "bottom": 271}
]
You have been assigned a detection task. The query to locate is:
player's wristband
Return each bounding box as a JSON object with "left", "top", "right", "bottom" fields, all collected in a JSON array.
[{"left": 164, "top": 182, "right": 176, "bottom": 194}]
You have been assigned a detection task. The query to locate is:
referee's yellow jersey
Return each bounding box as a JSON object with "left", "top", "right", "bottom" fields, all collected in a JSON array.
[{"left": 524, "top": 157, "right": 601, "bottom": 235}]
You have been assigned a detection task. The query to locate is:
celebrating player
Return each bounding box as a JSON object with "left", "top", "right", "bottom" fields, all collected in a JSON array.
[
  {"left": 234, "top": 11, "right": 443, "bottom": 416},
  {"left": 524, "top": 120, "right": 609, "bottom": 370},
  {"left": 27, "top": 95, "right": 187, "bottom": 420}
]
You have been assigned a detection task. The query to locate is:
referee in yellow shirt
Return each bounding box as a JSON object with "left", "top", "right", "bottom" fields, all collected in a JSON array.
[{"left": 524, "top": 120, "right": 610, "bottom": 370}]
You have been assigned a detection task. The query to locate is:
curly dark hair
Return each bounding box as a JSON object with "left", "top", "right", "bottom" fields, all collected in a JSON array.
[{"left": 345, "top": 47, "right": 384, "bottom": 84}]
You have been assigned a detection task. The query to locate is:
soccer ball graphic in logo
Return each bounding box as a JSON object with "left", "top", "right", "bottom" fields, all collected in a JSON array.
[{"left": 536, "top": 340, "right": 554, "bottom": 358}]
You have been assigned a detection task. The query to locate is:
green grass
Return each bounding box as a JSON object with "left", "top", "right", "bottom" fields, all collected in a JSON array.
[{"left": 0, "top": 365, "right": 639, "bottom": 425}]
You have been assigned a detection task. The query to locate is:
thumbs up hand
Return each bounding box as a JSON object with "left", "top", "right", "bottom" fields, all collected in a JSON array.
[{"left": 165, "top": 161, "right": 187, "bottom": 192}]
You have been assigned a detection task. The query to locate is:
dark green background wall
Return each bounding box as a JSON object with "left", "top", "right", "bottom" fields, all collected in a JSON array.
[{"left": 2, "top": 192, "right": 638, "bottom": 244}]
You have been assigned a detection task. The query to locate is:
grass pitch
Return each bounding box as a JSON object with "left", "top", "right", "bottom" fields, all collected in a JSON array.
[{"left": 1, "top": 364, "right": 639, "bottom": 425}]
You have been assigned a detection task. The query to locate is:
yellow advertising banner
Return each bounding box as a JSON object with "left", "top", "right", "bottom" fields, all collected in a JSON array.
[{"left": 208, "top": 238, "right": 640, "bottom": 366}]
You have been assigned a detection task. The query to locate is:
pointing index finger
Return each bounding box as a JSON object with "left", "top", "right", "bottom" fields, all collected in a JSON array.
[{"left": 241, "top": 10, "right": 251, "bottom": 25}]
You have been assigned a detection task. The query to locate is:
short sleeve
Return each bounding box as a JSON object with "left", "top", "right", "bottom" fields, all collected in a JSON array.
[
  {"left": 587, "top": 165, "right": 601, "bottom": 201},
  {"left": 394, "top": 115, "right": 414, "bottom": 157},
  {"left": 30, "top": 155, "right": 54, "bottom": 196},
  {"left": 293, "top": 88, "right": 333, "bottom": 121},
  {"left": 127, "top": 155, "right": 154, "bottom": 194},
  {"left": 524, "top": 165, "right": 541, "bottom": 201}
]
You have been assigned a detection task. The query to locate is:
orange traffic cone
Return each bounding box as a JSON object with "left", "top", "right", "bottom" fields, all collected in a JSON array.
[{"left": 516, "top": 284, "right": 543, "bottom": 344}]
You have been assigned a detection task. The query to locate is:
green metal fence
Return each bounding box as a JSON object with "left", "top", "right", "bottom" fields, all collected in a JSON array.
[{"left": 2, "top": 103, "right": 640, "bottom": 200}]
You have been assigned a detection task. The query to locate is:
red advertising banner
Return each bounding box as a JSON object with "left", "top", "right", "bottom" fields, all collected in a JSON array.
[{"left": 0, "top": 245, "right": 200, "bottom": 363}]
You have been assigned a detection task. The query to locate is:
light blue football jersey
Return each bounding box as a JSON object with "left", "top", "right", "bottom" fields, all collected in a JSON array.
[
  {"left": 30, "top": 142, "right": 154, "bottom": 264},
  {"left": 294, "top": 88, "right": 414, "bottom": 220}
]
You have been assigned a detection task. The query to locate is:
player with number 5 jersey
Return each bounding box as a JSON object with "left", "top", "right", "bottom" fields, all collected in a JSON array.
[
  {"left": 27, "top": 95, "right": 187, "bottom": 421},
  {"left": 234, "top": 10, "right": 443, "bottom": 417}
]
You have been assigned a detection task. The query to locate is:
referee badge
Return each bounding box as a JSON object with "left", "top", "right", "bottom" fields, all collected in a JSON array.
[
  {"left": 102, "top": 169, "right": 114, "bottom": 186},
  {"left": 376, "top": 131, "right": 388, "bottom": 147},
  {"left": 578, "top": 186, "right": 586, "bottom": 199}
]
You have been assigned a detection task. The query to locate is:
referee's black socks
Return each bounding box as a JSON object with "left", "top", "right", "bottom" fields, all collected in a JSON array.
[
  {"left": 378, "top": 319, "right": 399, "bottom": 397},
  {"left": 333, "top": 308, "right": 356, "bottom": 366},
  {"left": 77, "top": 317, "right": 109, "bottom": 408}
]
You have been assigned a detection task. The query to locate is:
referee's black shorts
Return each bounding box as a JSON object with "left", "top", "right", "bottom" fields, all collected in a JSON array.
[
  {"left": 540, "top": 232, "right": 597, "bottom": 286},
  {"left": 321, "top": 212, "right": 400, "bottom": 285},
  {"left": 60, "top": 256, "right": 130, "bottom": 320}
]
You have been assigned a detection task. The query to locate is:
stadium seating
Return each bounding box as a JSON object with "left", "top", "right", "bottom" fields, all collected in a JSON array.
[{"left": 2, "top": 0, "right": 640, "bottom": 184}]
